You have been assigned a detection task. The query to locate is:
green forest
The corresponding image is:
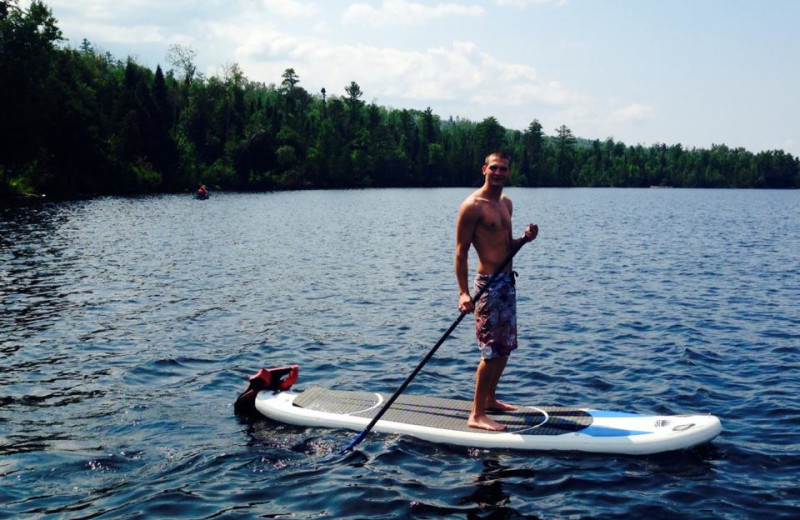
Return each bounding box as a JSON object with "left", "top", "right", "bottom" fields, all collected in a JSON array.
[{"left": 2, "top": 1, "right": 799, "bottom": 202}]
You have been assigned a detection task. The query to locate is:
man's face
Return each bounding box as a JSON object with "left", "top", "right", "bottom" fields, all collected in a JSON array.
[{"left": 482, "top": 156, "right": 511, "bottom": 186}]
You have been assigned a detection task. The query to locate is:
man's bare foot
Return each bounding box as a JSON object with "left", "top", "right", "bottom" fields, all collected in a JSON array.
[
  {"left": 467, "top": 414, "right": 507, "bottom": 431},
  {"left": 486, "top": 399, "right": 518, "bottom": 412}
]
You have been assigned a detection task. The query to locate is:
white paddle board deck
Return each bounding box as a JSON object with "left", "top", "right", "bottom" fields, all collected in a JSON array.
[{"left": 254, "top": 387, "right": 721, "bottom": 455}]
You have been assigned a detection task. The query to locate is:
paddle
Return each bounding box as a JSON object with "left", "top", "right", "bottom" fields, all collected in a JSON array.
[{"left": 341, "top": 234, "right": 532, "bottom": 453}]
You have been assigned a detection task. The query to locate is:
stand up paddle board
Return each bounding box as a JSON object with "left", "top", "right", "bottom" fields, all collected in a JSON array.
[{"left": 235, "top": 366, "right": 721, "bottom": 455}]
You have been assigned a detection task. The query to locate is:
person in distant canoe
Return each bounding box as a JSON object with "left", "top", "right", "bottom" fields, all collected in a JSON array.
[
  {"left": 455, "top": 151, "right": 538, "bottom": 431},
  {"left": 196, "top": 185, "right": 208, "bottom": 199}
]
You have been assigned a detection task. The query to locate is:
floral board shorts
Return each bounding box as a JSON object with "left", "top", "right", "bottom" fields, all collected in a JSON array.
[{"left": 473, "top": 271, "right": 518, "bottom": 361}]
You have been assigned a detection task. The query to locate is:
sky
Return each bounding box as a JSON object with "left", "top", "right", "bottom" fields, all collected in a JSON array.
[{"left": 25, "top": 0, "right": 800, "bottom": 157}]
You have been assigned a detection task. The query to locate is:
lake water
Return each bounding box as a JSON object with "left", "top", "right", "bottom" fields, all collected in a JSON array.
[{"left": 1, "top": 188, "right": 798, "bottom": 519}]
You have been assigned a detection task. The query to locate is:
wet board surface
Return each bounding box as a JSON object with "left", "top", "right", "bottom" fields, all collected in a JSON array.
[{"left": 254, "top": 387, "right": 722, "bottom": 455}]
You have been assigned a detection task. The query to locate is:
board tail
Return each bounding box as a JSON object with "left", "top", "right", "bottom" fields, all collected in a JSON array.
[{"left": 234, "top": 365, "right": 299, "bottom": 416}]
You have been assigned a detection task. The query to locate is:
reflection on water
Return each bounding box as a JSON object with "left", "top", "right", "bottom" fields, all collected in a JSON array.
[{"left": 1, "top": 189, "right": 799, "bottom": 518}]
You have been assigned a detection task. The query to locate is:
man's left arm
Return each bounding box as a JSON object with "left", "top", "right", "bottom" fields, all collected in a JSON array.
[{"left": 503, "top": 196, "right": 538, "bottom": 250}]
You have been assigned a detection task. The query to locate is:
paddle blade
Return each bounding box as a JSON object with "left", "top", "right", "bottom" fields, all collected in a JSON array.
[{"left": 341, "top": 430, "right": 368, "bottom": 453}]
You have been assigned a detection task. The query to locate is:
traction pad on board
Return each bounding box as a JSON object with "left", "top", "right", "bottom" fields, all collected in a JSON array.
[{"left": 293, "top": 387, "right": 592, "bottom": 435}]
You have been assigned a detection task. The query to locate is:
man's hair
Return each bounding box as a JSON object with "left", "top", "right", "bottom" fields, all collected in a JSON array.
[{"left": 485, "top": 150, "right": 511, "bottom": 164}]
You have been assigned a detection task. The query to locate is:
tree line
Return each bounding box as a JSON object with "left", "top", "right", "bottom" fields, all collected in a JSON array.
[{"left": 2, "top": 1, "right": 798, "bottom": 201}]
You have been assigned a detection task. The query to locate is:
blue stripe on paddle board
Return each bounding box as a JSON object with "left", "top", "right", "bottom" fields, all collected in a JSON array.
[
  {"left": 581, "top": 425, "right": 649, "bottom": 437},
  {"left": 588, "top": 410, "right": 646, "bottom": 418}
]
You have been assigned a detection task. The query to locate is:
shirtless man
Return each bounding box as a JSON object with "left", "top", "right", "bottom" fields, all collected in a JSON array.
[{"left": 455, "top": 151, "right": 538, "bottom": 431}]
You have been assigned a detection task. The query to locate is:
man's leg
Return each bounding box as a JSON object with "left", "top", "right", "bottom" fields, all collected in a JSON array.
[
  {"left": 485, "top": 355, "right": 517, "bottom": 412},
  {"left": 468, "top": 358, "right": 506, "bottom": 431}
]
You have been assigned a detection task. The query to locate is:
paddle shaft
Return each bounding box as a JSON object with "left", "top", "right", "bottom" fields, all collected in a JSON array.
[{"left": 342, "top": 236, "right": 530, "bottom": 452}]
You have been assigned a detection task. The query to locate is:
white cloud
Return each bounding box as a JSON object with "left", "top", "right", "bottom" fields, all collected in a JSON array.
[
  {"left": 343, "top": 0, "right": 484, "bottom": 27},
  {"left": 312, "top": 21, "right": 333, "bottom": 34},
  {"left": 41, "top": 0, "right": 317, "bottom": 25},
  {"left": 613, "top": 103, "right": 655, "bottom": 122},
  {"left": 63, "top": 21, "right": 167, "bottom": 45},
  {"left": 215, "top": 23, "right": 577, "bottom": 111},
  {"left": 492, "top": 0, "right": 566, "bottom": 8},
  {"left": 43, "top": 0, "right": 206, "bottom": 24},
  {"left": 260, "top": 0, "right": 318, "bottom": 18}
]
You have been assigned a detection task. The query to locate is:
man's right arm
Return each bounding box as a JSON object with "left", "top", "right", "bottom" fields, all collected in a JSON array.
[{"left": 455, "top": 201, "right": 477, "bottom": 313}]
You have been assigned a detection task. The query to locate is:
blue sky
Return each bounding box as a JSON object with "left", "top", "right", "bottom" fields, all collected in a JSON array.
[{"left": 29, "top": 0, "right": 800, "bottom": 157}]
